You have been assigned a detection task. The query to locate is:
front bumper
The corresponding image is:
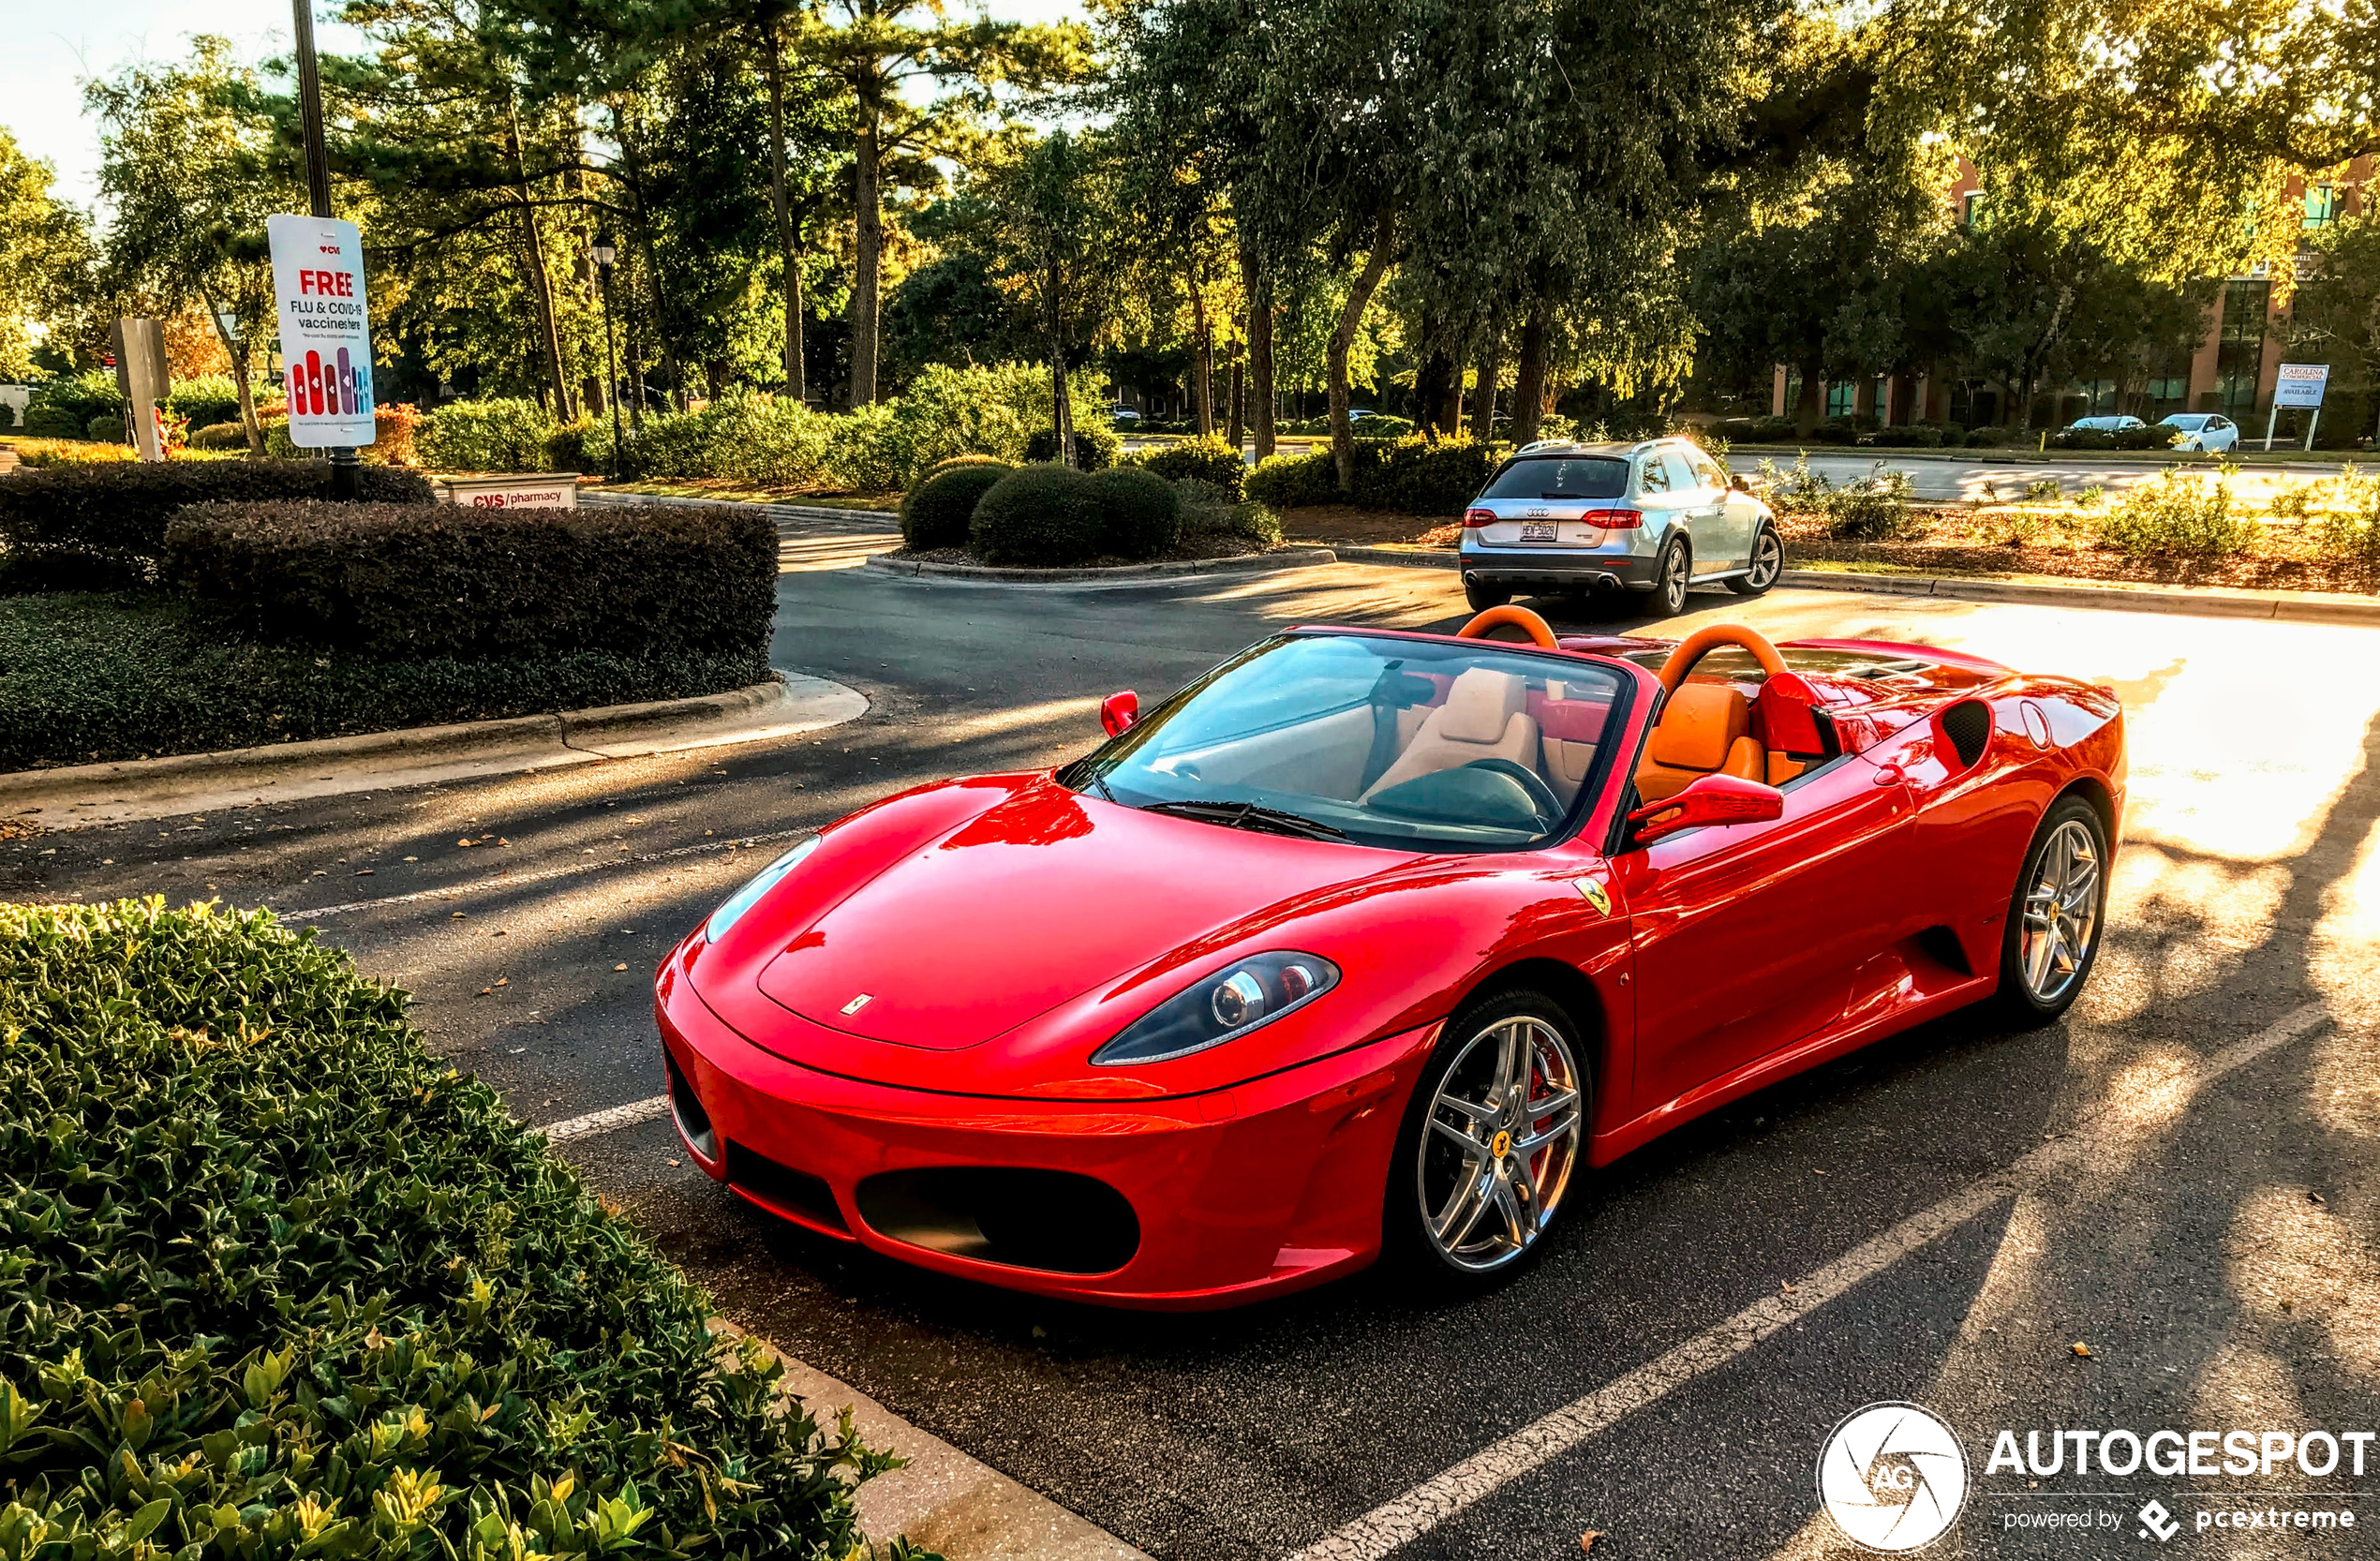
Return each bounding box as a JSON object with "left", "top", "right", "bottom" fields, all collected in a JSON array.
[
  {"left": 1460, "top": 546, "right": 1660, "bottom": 591},
  {"left": 655, "top": 965, "right": 1441, "bottom": 1309}
]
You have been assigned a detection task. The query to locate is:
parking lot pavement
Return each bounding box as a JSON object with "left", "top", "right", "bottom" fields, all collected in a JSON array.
[
  {"left": 1780, "top": 451, "right": 2339, "bottom": 505},
  {"left": 11, "top": 539, "right": 2374, "bottom": 1559}
]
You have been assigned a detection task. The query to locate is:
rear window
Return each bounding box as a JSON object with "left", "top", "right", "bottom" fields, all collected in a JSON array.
[{"left": 1480, "top": 455, "right": 1629, "bottom": 500}]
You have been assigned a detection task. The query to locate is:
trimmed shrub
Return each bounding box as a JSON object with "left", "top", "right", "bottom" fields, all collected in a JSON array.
[
  {"left": 970, "top": 463, "right": 1103, "bottom": 565},
  {"left": 1245, "top": 450, "right": 1340, "bottom": 508},
  {"left": 163, "top": 374, "right": 243, "bottom": 431},
  {"left": 2115, "top": 424, "right": 2179, "bottom": 450},
  {"left": 0, "top": 462, "right": 433, "bottom": 589},
  {"left": 1024, "top": 423, "right": 1120, "bottom": 471},
  {"left": 1175, "top": 479, "right": 1283, "bottom": 545},
  {"left": 22, "top": 370, "right": 123, "bottom": 439},
  {"left": 0, "top": 897, "right": 899, "bottom": 1559},
  {"left": 415, "top": 396, "right": 557, "bottom": 470},
  {"left": 1093, "top": 466, "right": 1183, "bottom": 559},
  {"left": 2099, "top": 468, "right": 2254, "bottom": 556},
  {"left": 1135, "top": 433, "right": 1245, "bottom": 498},
  {"left": 903, "top": 460, "right": 1013, "bottom": 549},
  {"left": 0, "top": 590, "right": 770, "bottom": 768},
  {"left": 1349, "top": 413, "right": 1416, "bottom": 438},
  {"left": 1965, "top": 424, "right": 2018, "bottom": 447},
  {"left": 261, "top": 405, "right": 428, "bottom": 467},
  {"left": 188, "top": 419, "right": 249, "bottom": 451},
  {"left": 921, "top": 453, "right": 1013, "bottom": 483},
  {"left": 1864, "top": 424, "right": 1945, "bottom": 448},
  {"left": 2317, "top": 465, "right": 2380, "bottom": 560},
  {"left": 165, "top": 500, "right": 775, "bottom": 660},
  {"left": 1349, "top": 435, "right": 1508, "bottom": 514},
  {"left": 85, "top": 412, "right": 127, "bottom": 442}
]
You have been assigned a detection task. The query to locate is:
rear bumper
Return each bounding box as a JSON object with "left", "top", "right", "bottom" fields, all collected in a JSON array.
[
  {"left": 654, "top": 960, "right": 1440, "bottom": 1309},
  {"left": 1461, "top": 547, "right": 1659, "bottom": 591}
]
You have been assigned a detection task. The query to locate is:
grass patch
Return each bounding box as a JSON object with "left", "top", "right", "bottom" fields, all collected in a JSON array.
[
  {"left": 0, "top": 897, "right": 914, "bottom": 1559},
  {"left": 0, "top": 590, "right": 769, "bottom": 771}
]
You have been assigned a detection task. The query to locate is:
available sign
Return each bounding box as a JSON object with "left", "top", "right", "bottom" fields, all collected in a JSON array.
[
  {"left": 2273, "top": 363, "right": 2329, "bottom": 409},
  {"left": 267, "top": 214, "right": 377, "bottom": 447}
]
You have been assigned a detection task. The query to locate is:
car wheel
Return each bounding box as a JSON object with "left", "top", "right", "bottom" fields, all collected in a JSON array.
[
  {"left": 1727, "top": 524, "right": 1783, "bottom": 596},
  {"left": 1992, "top": 796, "right": 2109, "bottom": 1028},
  {"left": 1464, "top": 576, "right": 1512, "bottom": 612},
  {"left": 1648, "top": 536, "right": 1691, "bottom": 617},
  {"left": 1387, "top": 989, "right": 1590, "bottom": 1285}
]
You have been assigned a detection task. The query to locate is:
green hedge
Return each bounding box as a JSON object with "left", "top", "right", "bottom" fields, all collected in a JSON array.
[
  {"left": 1134, "top": 434, "right": 1244, "bottom": 498},
  {"left": 901, "top": 462, "right": 1012, "bottom": 549},
  {"left": 0, "top": 897, "right": 918, "bottom": 1560},
  {"left": 969, "top": 463, "right": 1104, "bottom": 566},
  {"left": 1242, "top": 436, "right": 1504, "bottom": 514},
  {"left": 164, "top": 501, "right": 775, "bottom": 661},
  {"left": 415, "top": 397, "right": 558, "bottom": 471},
  {"left": 1244, "top": 450, "right": 1340, "bottom": 509},
  {"left": 1091, "top": 467, "right": 1182, "bottom": 559},
  {"left": 0, "top": 463, "right": 433, "bottom": 590},
  {"left": 2051, "top": 425, "right": 2179, "bottom": 451},
  {"left": 0, "top": 590, "right": 773, "bottom": 769}
]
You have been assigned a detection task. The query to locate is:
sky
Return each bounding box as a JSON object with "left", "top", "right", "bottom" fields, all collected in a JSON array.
[{"left": 3, "top": 0, "right": 1084, "bottom": 216}]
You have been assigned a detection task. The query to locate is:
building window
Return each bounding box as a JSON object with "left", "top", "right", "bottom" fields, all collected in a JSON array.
[
  {"left": 1825, "top": 380, "right": 1856, "bottom": 418},
  {"left": 1961, "top": 191, "right": 1985, "bottom": 229},
  {"left": 2215, "top": 279, "right": 2270, "bottom": 415},
  {"left": 2305, "top": 184, "right": 2340, "bottom": 230},
  {"left": 2144, "top": 374, "right": 2189, "bottom": 413}
]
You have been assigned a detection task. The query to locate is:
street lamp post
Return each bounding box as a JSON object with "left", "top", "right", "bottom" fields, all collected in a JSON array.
[
  {"left": 592, "top": 240, "right": 624, "bottom": 480},
  {"left": 290, "top": 0, "right": 358, "bottom": 499}
]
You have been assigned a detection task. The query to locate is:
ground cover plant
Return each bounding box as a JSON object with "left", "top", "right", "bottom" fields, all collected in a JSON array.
[{"left": 0, "top": 896, "right": 931, "bottom": 1560}]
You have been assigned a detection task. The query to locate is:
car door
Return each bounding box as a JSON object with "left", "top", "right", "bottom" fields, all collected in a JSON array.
[
  {"left": 1608, "top": 752, "right": 1918, "bottom": 1115},
  {"left": 1688, "top": 449, "right": 1752, "bottom": 568},
  {"left": 1657, "top": 452, "right": 1728, "bottom": 573}
]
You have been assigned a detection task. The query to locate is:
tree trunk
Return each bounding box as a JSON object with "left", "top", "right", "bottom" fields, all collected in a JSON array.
[
  {"left": 1245, "top": 249, "right": 1275, "bottom": 462},
  {"left": 1188, "top": 259, "right": 1214, "bottom": 438},
  {"left": 201, "top": 283, "right": 265, "bottom": 458},
  {"left": 1227, "top": 339, "right": 1243, "bottom": 447},
  {"left": 850, "top": 95, "right": 884, "bottom": 405},
  {"left": 1792, "top": 359, "right": 1824, "bottom": 437},
  {"left": 1416, "top": 337, "right": 1458, "bottom": 439},
  {"left": 1048, "top": 257, "right": 1074, "bottom": 467},
  {"left": 1512, "top": 309, "right": 1549, "bottom": 446},
  {"left": 1469, "top": 310, "right": 1503, "bottom": 442},
  {"left": 764, "top": 21, "right": 804, "bottom": 398},
  {"left": 508, "top": 112, "right": 574, "bottom": 423},
  {"left": 1330, "top": 205, "right": 1398, "bottom": 494}
]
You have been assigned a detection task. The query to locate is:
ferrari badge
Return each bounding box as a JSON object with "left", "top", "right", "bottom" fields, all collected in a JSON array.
[{"left": 1577, "top": 879, "right": 1612, "bottom": 916}]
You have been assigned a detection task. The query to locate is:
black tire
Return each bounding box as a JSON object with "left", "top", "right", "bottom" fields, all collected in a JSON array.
[
  {"left": 1384, "top": 988, "right": 1592, "bottom": 1287},
  {"left": 1648, "top": 535, "right": 1691, "bottom": 617},
  {"left": 1464, "top": 576, "right": 1512, "bottom": 612},
  {"left": 1992, "top": 796, "right": 2109, "bottom": 1028},
  {"left": 1727, "top": 523, "right": 1784, "bottom": 596}
]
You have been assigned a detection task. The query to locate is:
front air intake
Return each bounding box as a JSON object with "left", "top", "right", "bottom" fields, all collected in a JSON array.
[{"left": 856, "top": 1167, "right": 1141, "bottom": 1275}]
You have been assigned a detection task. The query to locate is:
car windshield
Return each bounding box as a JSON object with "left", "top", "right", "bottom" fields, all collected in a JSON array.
[
  {"left": 1480, "top": 455, "right": 1629, "bottom": 501},
  {"left": 1068, "top": 633, "right": 1629, "bottom": 852},
  {"left": 2163, "top": 415, "right": 2208, "bottom": 429}
]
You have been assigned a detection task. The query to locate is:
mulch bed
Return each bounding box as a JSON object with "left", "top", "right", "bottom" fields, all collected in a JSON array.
[{"left": 1778, "top": 508, "right": 2380, "bottom": 594}]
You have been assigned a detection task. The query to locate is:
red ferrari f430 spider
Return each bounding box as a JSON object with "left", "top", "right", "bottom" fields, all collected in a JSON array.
[{"left": 655, "top": 609, "right": 2123, "bottom": 1307}]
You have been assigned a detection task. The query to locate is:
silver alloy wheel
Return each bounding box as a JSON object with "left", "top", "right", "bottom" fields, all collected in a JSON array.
[
  {"left": 1747, "top": 528, "right": 1782, "bottom": 587},
  {"left": 1659, "top": 542, "right": 1690, "bottom": 612},
  {"left": 2020, "top": 819, "right": 2102, "bottom": 1003},
  {"left": 1417, "top": 1013, "right": 1584, "bottom": 1271}
]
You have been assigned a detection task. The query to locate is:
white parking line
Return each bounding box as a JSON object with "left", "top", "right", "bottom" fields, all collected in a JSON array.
[
  {"left": 276, "top": 829, "right": 814, "bottom": 922},
  {"left": 1287, "top": 1000, "right": 2336, "bottom": 1561},
  {"left": 543, "top": 1095, "right": 670, "bottom": 1143}
]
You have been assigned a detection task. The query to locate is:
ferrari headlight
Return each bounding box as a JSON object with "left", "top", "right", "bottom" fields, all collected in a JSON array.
[
  {"left": 703, "top": 836, "right": 820, "bottom": 942},
  {"left": 1092, "top": 951, "right": 1340, "bottom": 1066}
]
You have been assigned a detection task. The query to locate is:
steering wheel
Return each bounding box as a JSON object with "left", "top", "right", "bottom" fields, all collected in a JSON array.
[
  {"left": 1654, "top": 621, "right": 1791, "bottom": 691},
  {"left": 1456, "top": 604, "right": 1559, "bottom": 649},
  {"left": 1460, "top": 759, "right": 1564, "bottom": 826}
]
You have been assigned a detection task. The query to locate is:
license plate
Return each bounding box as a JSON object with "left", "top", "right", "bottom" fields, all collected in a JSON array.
[{"left": 1520, "top": 521, "right": 1558, "bottom": 542}]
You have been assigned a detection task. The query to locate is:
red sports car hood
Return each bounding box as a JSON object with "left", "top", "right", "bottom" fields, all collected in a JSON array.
[{"left": 751, "top": 779, "right": 1406, "bottom": 1050}]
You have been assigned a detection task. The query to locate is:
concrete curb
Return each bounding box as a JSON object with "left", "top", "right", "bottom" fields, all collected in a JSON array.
[
  {"left": 1334, "top": 544, "right": 1460, "bottom": 570},
  {"left": 865, "top": 546, "right": 1337, "bottom": 583},
  {"left": 0, "top": 673, "right": 870, "bottom": 826},
  {"left": 580, "top": 487, "right": 900, "bottom": 530},
  {"left": 708, "top": 1320, "right": 1151, "bottom": 1561},
  {"left": 1777, "top": 568, "right": 2380, "bottom": 624}
]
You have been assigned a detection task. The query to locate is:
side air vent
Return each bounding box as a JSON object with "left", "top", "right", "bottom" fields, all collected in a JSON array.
[
  {"left": 1940, "top": 700, "right": 1992, "bottom": 770},
  {"left": 663, "top": 1048, "right": 717, "bottom": 1161},
  {"left": 726, "top": 1142, "right": 849, "bottom": 1233}
]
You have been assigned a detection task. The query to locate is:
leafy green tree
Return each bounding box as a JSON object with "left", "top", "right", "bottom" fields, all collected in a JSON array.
[
  {"left": 978, "top": 129, "right": 1128, "bottom": 463},
  {"left": 795, "top": 0, "right": 1092, "bottom": 405},
  {"left": 0, "top": 129, "right": 93, "bottom": 385},
  {"left": 2288, "top": 217, "right": 2380, "bottom": 439},
  {"left": 87, "top": 38, "right": 304, "bottom": 453}
]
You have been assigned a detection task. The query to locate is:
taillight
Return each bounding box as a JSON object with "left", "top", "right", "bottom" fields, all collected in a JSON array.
[
  {"left": 1464, "top": 508, "right": 1495, "bottom": 528},
  {"left": 1595, "top": 508, "right": 1644, "bottom": 529}
]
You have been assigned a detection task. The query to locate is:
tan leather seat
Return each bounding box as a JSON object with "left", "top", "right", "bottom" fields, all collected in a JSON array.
[
  {"left": 1635, "top": 682, "right": 1765, "bottom": 803},
  {"left": 1361, "top": 667, "right": 1541, "bottom": 800}
]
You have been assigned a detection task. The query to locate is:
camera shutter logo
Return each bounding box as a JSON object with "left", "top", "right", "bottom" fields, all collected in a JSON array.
[{"left": 1817, "top": 1402, "right": 1969, "bottom": 1552}]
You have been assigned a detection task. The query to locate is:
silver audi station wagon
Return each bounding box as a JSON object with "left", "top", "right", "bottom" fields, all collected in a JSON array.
[{"left": 1458, "top": 438, "right": 1783, "bottom": 617}]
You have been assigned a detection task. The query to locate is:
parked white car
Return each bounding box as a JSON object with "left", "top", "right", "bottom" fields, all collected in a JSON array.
[
  {"left": 2065, "top": 415, "right": 2144, "bottom": 433},
  {"left": 2158, "top": 412, "right": 2239, "bottom": 453}
]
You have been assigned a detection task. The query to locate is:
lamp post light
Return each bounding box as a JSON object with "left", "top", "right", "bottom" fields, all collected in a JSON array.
[{"left": 592, "top": 239, "right": 624, "bottom": 480}]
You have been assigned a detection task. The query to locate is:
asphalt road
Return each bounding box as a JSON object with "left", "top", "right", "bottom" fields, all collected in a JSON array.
[{"left": 11, "top": 532, "right": 2376, "bottom": 1560}]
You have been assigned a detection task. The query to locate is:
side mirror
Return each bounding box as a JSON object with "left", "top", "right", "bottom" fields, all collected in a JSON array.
[
  {"left": 1629, "top": 773, "right": 1784, "bottom": 844},
  {"left": 1099, "top": 690, "right": 1139, "bottom": 736},
  {"left": 1728, "top": 472, "right": 1751, "bottom": 493}
]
